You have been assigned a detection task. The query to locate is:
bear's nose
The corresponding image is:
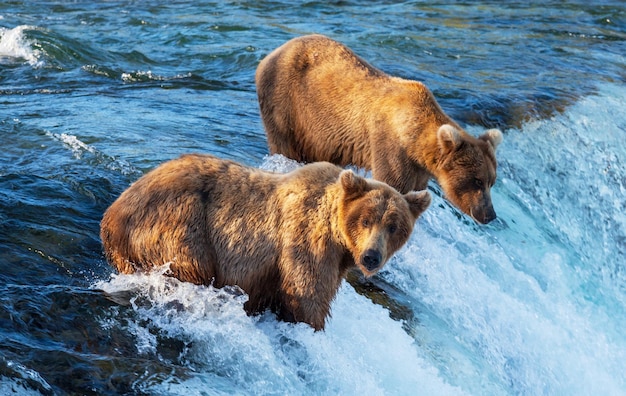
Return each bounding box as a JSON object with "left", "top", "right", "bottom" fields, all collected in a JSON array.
[
  {"left": 362, "top": 249, "right": 382, "bottom": 271},
  {"left": 474, "top": 204, "right": 497, "bottom": 224}
]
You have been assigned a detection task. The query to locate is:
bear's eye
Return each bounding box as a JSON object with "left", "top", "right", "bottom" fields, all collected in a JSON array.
[
  {"left": 388, "top": 224, "right": 397, "bottom": 234},
  {"left": 362, "top": 218, "right": 370, "bottom": 228},
  {"left": 474, "top": 178, "right": 484, "bottom": 188}
]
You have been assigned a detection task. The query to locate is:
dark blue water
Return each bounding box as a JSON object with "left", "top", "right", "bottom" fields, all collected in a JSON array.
[{"left": 1, "top": 1, "right": 625, "bottom": 395}]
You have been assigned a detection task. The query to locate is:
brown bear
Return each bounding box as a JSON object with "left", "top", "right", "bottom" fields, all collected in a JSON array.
[
  {"left": 100, "top": 153, "right": 430, "bottom": 330},
  {"left": 255, "top": 34, "right": 503, "bottom": 224}
]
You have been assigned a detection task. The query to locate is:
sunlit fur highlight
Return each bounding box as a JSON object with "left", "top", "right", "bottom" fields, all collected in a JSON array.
[{"left": 256, "top": 34, "right": 502, "bottom": 223}]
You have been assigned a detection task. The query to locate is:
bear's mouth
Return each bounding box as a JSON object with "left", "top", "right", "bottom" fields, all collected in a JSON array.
[
  {"left": 357, "top": 265, "right": 378, "bottom": 278},
  {"left": 469, "top": 208, "right": 478, "bottom": 223},
  {"left": 469, "top": 207, "right": 496, "bottom": 225}
]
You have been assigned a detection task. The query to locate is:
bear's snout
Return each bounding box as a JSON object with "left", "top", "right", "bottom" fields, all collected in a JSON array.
[
  {"left": 471, "top": 201, "right": 497, "bottom": 224},
  {"left": 482, "top": 205, "right": 497, "bottom": 224},
  {"left": 362, "top": 249, "right": 382, "bottom": 271}
]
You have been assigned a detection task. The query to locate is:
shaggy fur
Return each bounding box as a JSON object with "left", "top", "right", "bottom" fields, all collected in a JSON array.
[{"left": 256, "top": 34, "right": 502, "bottom": 224}]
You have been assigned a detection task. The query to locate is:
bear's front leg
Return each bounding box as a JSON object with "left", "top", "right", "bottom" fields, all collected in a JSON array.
[
  {"left": 279, "top": 280, "right": 333, "bottom": 331},
  {"left": 277, "top": 256, "right": 341, "bottom": 331},
  {"left": 371, "top": 144, "right": 419, "bottom": 194},
  {"left": 277, "top": 294, "right": 327, "bottom": 331}
]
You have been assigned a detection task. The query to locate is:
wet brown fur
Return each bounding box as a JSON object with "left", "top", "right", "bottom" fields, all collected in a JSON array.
[
  {"left": 256, "top": 34, "right": 502, "bottom": 224},
  {"left": 100, "top": 153, "right": 430, "bottom": 330}
]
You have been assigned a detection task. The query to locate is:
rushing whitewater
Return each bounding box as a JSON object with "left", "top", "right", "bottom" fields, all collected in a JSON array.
[
  {"left": 96, "top": 266, "right": 466, "bottom": 395},
  {"left": 0, "top": 26, "right": 41, "bottom": 66},
  {"left": 91, "top": 84, "right": 626, "bottom": 395}
]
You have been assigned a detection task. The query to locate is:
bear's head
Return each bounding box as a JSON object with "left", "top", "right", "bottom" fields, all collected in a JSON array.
[
  {"left": 338, "top": 171, "right": 431, "bottom": 277},
  {"left": 436, "top": 125, "right": 503, "bottom": 224}
]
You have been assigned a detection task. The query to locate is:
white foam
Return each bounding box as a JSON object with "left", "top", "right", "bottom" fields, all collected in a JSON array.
[
  {"left": 95, "top": 265, "right": 464, "bottom": 395},
  {"left": 0, "top": 359, "right": 52, "bottom": 395},
  {"left": 259, "top": 153, "right": 302, "bottom": 173},
  {"left": 45, "top": 131, "right": 140, "bottom": 176},
  {"left": 0, "top": 26, "right": 42, "bottom": 66},
  {"left": 121, "top": 70, "right": 192, "bottom": 83},
  {"left": 380, "top": 82, "right": 626, "bottom": 395},
  {"left": 0, "top": 378, "right": 44, "bottom": 396},
  {"left": 46, "top": 131, "right": 96, "bottom": 159}
]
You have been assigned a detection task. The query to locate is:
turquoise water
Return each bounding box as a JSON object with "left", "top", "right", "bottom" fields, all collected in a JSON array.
[{"left": 1, "top": 1, "right": 625, "bottom": 395}]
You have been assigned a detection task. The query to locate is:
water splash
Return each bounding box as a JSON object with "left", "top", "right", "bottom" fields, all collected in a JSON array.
[
  {"left": 258, "top": 153, "right": 302, "bottom": 173},
  {"left": 45, "top": 131, "right": 96, "bottom": 160},
  {"left": 44, "top": 131, "right": 140, "bottom": 177},
  {"left": 94, "top": 265, "right": 465, "bottom": 395},
  {"left": 0, "top": 26, "right": 42, "bottom": 67},
  {"left": 0, "top": 358, "right": 53, "bottom": 395}
]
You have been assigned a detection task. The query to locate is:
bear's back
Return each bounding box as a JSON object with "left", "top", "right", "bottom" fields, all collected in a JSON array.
[
  {"left": 100, "top": 154, "right": 345, "bottom": 285},
  {"left": 256, "top": 35, "right": 449, "bottom": 169}
]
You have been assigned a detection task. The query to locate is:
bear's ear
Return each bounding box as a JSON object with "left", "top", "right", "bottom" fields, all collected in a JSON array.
[
  {"left": 437, "top": 124, "right": 462, "bottom": 153},
  {"left": 404, "top": 190, "right": 432, "bottom": 219},
  {"left": 340, "top": 170, "right": 368, "bottom": 200},
  {"left": 480, "top": 129, "right": 503, "bottom": 150}
]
